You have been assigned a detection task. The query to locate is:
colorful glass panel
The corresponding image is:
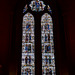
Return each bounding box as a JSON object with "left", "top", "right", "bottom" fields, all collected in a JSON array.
[
  {"left": 47, "top": 5, "right": 52, "bottom": 14},
  {"left": 41, "top": 13, "right": 56, "bottom": 75},
  {"left": 21, "top": 13, "right": 35, "bottom": 75},
  {"left": 29, "top": 0, "right": 46, "bottom": 12},
  {"left": 23, "top": 4, "right": 28, "bottom": 13}
]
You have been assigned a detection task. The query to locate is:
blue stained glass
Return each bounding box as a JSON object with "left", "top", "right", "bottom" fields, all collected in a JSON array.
[
  {"left": 29, "top": 0, "right": 46, "bottom": 12},
  {"left": 25, "top": 45, "right": 28, "bottom": 51},
  {"left": 47, "top": 5, "right": 52, "bottom": 14},
  {"left": 23, "top": 5, "right": 28, "bottom": 13}
]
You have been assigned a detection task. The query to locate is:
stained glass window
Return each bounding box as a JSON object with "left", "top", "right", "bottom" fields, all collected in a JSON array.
[
  {"left": 23, "top": 4, "right": 28, "bottom": 13},
  {"left": 29, "top": 0, "right": 46, "bottom": 12},
  {"left": 21, "top": 13, "right": 35, "bottom": 75},
  {"left": 21, "top": 0, "right": 56, "bottom": 74},
  {"left": 41, "top": 13, "right": 56, "bottom": 75},
  {"left": 47, "top": 5, "right": 52, "bottom": 14}
]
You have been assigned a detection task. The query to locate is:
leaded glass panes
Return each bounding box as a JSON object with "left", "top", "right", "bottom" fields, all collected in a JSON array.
[
  {"left": 29, "top": 0, "right": 46, "bottom": 12},
  {"left": 41, "top": 13, "right": 56, "bottom": 75},
  {"left": 21, "top": 13, "right": 35, "bottom": 75},
  {"left": 23, "top": 4, "right": 28, "bottom": 13},
  {"left": 47, "top": 5, "right": 52, "bottom": 14}
]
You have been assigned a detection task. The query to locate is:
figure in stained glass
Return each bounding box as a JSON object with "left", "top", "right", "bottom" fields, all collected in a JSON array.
[
  {"left": 29, "top": 56, "right": 31, "bottom": 65},
  {"left": 45, "top": 24, "right": 48, "bottom": 31},
  {"left": 26, "top": 23, "right": 31, "bottom": 31},
  {"left": 45, "top": 34, "right": 47, "bottom": 42},
  {"left": 25, "top": 56, "right": 28, "bottom": 65},
  {"left": 45, "top": 23, "right": 50, "bottom": 31},
  {"left": 39, "top": 2, "right": 43, "bottom": 9},
  {"left": 25, "top": 44, "right": 28, "bottom": 52},
  {"left": 28, "top": 44, "right": 31, "bottom": 52},
  {"left": 26, "top": 34, "right": 28, "bottom": 42},
  {"left": 29, "top": 34, "right": 31, "bottom": 42},
  {"left": 49, "top": 56, "right": 51, "bottom": 64},
  {"left": 45, "top": 45, "right": 51, "bottom": 53},
  {"left": 48, "top": 34, "right": 50, "bottom": 42},
  {"left": 45, "top": 45, "right": 47, "bottom": 53},
  {"left": 35, "top": 1, "right": 40, "bottom": 11},
  {"left": 33, "top": 2, "right": 35, "bottom": 7},
  {"left": 45, "top": 56, "right": 48, "bottom": 64},
  {"left": 47, "top": 45, "right": 51, "bottom": 52}
]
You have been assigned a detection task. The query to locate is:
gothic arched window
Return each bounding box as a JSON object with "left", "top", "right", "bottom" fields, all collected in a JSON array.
[
  {"left": 41, "top": 13, "right": 55, "bottom": 74},
  {"left": 20, "top": 0, "right": 56, "bottom": 75},
  {"left": 21, "top": 13, "right": 35, "bottom": 74}
]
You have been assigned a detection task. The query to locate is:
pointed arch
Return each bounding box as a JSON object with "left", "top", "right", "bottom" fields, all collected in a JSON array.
[
  {"left": 41, "top": 13, "right": 56, "bottom": 74},
  {"left": 21, "top": 12, "right": 35, "bottom": 75}
]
